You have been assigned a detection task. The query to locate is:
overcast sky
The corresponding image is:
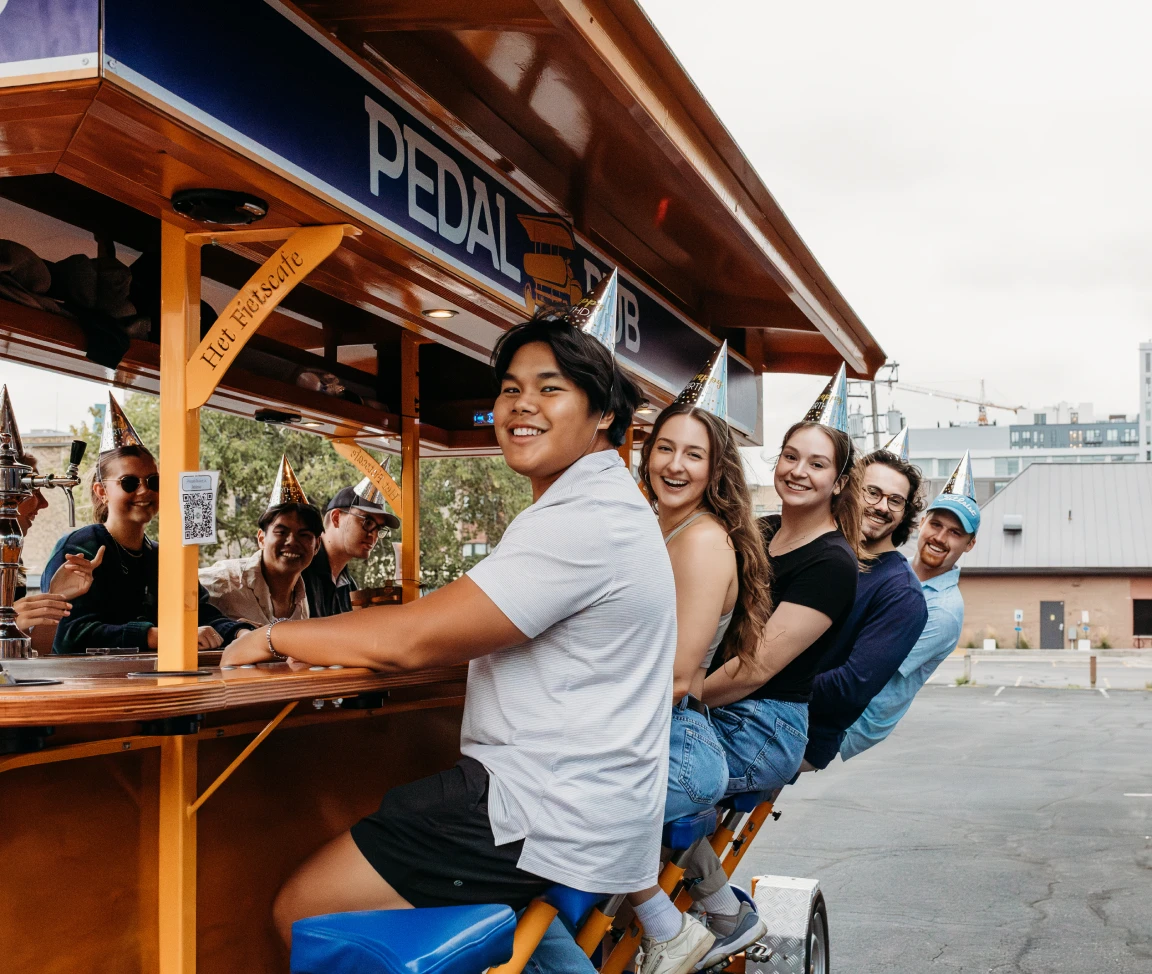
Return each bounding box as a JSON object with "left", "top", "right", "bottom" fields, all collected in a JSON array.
[
  {"left": 642, "top": 0, "right": 1152, "bottom": 471},
  {"left": 4, "top": 2, "right": 1151, "bottom": 474}
]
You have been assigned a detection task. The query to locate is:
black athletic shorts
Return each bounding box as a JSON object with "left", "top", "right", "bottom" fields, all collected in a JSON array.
[{"left": 350, "top": 756, "right": 553, "bottom": 910}]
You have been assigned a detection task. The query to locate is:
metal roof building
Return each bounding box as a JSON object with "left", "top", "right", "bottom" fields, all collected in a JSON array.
[{"left": 962, "top": 463, "right": 1152, "bottom": 575}]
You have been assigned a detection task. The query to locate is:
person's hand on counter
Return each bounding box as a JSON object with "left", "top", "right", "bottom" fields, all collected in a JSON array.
[
  {"left": 14, "top": 592, "right": 72, "bottom": 630},
  {"left": 46, "top": 546, "right": 105, "bottom": 601},
  {"left": 146, "top": 626, "right": 159, "bottom": 650},
  {"left": 220, "top": 626, "right": 274, "bottom": 667},
  {"left": 197, "top": 626, "right": 223, "bottom": 650}
]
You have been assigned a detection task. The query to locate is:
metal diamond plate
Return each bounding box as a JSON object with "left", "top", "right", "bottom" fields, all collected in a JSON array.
[{"left": 746, "top": 876, "right": 821, "bottom": 974}]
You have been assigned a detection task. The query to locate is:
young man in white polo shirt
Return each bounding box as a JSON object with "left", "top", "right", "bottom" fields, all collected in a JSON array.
[{"left": 222, "top": 317, "right": 678, "bottom": 961}]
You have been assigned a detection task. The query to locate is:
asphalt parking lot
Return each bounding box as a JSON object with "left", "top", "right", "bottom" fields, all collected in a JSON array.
[
  {"left": 732, "top": 686, "right": 1152, "bottom": 973},
  {"left": 934, "top": 652, "right": 1152, "bottom": 691}
]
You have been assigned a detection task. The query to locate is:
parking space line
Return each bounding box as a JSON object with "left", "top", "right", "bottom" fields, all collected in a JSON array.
[
  {"left": 1103, "top": 677, "right": 1111, "bottom": 688},
  {"left": 1015, "top": 676, "right": 1022, "bottom": 686},
  {"left": 1123, "top": 793, "right": 1152, "bottom": 798},
  {"left": 994, "top": 686, "right": 1005, "bottom": 696},
  {"left": 1098, "top": 688, "right": 1109, "bottom": 698}
]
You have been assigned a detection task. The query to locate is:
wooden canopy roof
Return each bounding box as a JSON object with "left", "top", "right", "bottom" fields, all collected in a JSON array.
[{"left": 300, "top": 0, "right": 885, "bottom": 378}]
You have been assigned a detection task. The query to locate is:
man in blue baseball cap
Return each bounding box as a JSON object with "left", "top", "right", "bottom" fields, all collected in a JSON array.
[{"left": 840, "top": 452, "right": 979, "bottom": 759}]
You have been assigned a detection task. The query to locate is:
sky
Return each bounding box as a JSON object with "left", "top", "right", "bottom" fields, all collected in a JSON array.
[
  {"left": 4, "top": 2, "right": 1151, "bottom": 477},
  {"left": 639, "top": 0, "right": 1152, "bottom": 476}
]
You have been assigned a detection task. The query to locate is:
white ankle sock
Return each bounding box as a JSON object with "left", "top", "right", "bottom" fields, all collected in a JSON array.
[
  {"left": 697, "top": 885, "right": 742, "bottom": 931},
  {"left": 633, "top": 893, "right": 685, "bottom": 942}
]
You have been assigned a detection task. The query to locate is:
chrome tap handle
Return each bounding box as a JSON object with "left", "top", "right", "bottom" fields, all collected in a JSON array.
[{"left": 64, "top": 440, "right": 86, "bottom": 527}]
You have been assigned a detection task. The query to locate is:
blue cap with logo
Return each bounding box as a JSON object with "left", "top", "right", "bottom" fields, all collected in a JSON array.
[{"left": 929, "top": 451, "right": 980, "bottom": 534}]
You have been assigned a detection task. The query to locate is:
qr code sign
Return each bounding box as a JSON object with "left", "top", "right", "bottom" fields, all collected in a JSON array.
[
  {"left": 182, "top": 491, "right": 214, "bottom": 542},
  {"left": 180, "top": 472, "right": 219, "bottom": 545}
]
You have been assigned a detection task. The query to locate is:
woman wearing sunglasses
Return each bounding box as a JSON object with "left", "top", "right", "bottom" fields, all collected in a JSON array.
[{"left": 43, "top": 442, "right": 250, "bottom": 654}]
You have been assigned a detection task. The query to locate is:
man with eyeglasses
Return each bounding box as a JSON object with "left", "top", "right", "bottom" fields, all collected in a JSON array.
[
  {"left": 303, "top": 482, "right": 400, "bottom": 618},
  {"left": 800, "top": 448, "right": 929, "bottom": 771}
]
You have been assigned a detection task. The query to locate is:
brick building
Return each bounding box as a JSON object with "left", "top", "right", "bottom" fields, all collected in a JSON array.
[
  {"left": 19, "top": 430, "right": 81, "bottom": 590},
  {"left": 956, "top": 463, "right": 1152, "bottom": 648}
]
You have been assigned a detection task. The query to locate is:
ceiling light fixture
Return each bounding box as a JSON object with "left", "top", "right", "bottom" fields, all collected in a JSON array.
[{"left": 422, "top": 308, "right": 458, "bottom": 319}]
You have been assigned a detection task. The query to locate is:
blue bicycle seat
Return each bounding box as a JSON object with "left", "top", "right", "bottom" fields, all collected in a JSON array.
[
  {"left": 542, "top": 885, "right": 610, "bottom": 927},
  {"left": 718, "top": 791, "right": 772, "bottom": 813},
  {"left": 290, "top": 904, "right": 516, "bottom": 974},
  {"left": 662, "top": 807, "right": 718, "bottom": 851}
]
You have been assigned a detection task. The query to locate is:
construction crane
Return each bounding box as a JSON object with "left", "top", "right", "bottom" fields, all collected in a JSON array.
[{"left": 877, "top": 365, "right": 1026, "bottom": 426}]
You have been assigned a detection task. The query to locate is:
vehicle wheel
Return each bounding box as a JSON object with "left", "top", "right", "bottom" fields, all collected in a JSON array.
[{"left": 805, "top": 892, "right": 829, "bottom": 974}]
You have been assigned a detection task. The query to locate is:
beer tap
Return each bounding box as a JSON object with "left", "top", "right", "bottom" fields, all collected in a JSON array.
[{"left": 0, "top": 402, "right": 85, "bottom": 683}]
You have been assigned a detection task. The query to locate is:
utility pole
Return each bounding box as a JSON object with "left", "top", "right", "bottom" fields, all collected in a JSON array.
[{"left": 869, "top": 381, "right": 881, "bottom": 450}]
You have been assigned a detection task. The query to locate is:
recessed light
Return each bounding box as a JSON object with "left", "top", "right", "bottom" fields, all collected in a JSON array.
[
  {"left": 422, "top": 308, "right": 458, "bottom": 319},
  {"left": 300, "top": 420, "right": 324, "bottom": 428},
  {"left": 637, "top": 402, "right": 656, "bottom": 415}
]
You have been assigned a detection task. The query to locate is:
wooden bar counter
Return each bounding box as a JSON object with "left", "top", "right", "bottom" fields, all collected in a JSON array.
[{"left": 0, "top": 664, "right": 467, "bottom": 973}]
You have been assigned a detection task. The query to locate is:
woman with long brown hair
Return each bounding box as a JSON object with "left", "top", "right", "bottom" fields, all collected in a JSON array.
[
  {"left": 625, "top": 396, "right": 774, "bottom": 974},
  {"left": 673, "top": 381, "right": 864, "bottom": 962}
]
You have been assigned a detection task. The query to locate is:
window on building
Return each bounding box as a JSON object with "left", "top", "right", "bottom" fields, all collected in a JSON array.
[
  {"left": 1136, "top": 600, "right": 1152, "bottom": 637},
  {"left": 1070, "top": 410, "right": 1079, "bottom": 424},
  {"left": 1010, "top": 431, "right": 1020, "bottom": 445},
  {"left": 1107, "top": 428, "right": 1118, "bottom": 442},
  {"left": 1020, "top": 430, "right": 1032, "bottom": 443},
  {"left": 1122, "top": 428, "right": 1138, "bottom": 443},
  {"left": 993, "top": 457, "right": 1020, "bottom": 476},
  {"left": 938, "top": 458, "right": 960, "bottom": 477},
  {"left": 1084, "top": 429, "right": 1102, "bottom": 444},
  {"left": 461, "top": 542, "right": 490, "bottom": 558},
  {"left": 1068, "top": 430, "right": 1082, "bottom": 447},
  {"left": 1146, "top": 351, "right": 1151, "bottom": 372},
  {"left": 1033, "top": 414, "right": 1047, "bottom": 425}
]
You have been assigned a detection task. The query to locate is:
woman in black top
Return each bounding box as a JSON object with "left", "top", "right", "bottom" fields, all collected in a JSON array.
[
  {"left": 679, "top": 419, "right": 864, "bottom": 932},
  {"left": 44, "top": 444, "right": 249, "bottom": 653}
]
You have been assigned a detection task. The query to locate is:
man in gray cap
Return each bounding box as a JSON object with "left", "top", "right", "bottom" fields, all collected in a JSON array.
[{"left": 304, "top": 478, "right": 400, "bottom": 617}]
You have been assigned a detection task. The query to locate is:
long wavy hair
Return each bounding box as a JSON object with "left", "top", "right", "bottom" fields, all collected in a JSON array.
[
  {"left": 639, "top": 404, "right": 772, "bottom": 667},
  {"left": 778, "top": 420, "right": 869, "bottom": 563}
]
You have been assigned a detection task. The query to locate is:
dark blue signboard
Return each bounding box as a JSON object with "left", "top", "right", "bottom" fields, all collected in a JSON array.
[
  {"left": 0, "top": 0, "right": 97, "bottom": 79},
  {"left": 103, "top": 0, "right": 758, "bottom": 433}
]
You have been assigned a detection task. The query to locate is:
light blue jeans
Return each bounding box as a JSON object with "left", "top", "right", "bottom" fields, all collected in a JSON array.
[
  {"left": 664, "top": 700, "right": 729, "bottom": 822},
  {"left": 709, "top": 697, "right": 808, "bottom": 797},
  {"left": 526, "top": 916, "right": 598, "bottom": 974}
]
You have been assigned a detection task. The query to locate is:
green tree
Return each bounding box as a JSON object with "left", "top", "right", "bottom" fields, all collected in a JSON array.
[
  {"left": 419, "top": 456, "right": 532, "bottom": 589},
  {"left": 72, "top": 393, "right": 532, "bottom": 589}
]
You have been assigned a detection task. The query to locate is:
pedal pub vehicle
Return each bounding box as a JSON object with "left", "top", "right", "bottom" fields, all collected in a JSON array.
[{"left": 0, "top": 2, "right": 885, "bottom": 972}]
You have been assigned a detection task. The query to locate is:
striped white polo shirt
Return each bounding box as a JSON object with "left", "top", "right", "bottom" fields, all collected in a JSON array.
[{"left": 464, "top": 449, "right": 676, "bottom": 893}]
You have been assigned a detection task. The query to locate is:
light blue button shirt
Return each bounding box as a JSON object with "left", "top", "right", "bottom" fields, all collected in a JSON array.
[{"left": 840, "top": 566, "right": 964, "bottom": 760}]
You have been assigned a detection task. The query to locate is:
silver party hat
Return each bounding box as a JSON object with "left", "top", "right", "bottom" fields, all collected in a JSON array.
[
  {"left": 875, "top": 426, "right": 909, "bottom": 461},
  {"left": 940, "top": 450, "right": 976, "bottom": 501},
  {"left": 0, "top": 385, "right": 24, "bottom": 461},
  {"left": 802, "top": 364, "right": 849, "bottom": 434},
  {"left": 672, "top": 341, "right": 728, "bottom": 421},
  {"left": 99, "top": 393, "right": 145, "bottom": 453},
  {"left": 566, "top": 267, "right": 618, "bottom": 354},
  {"left": 268, "top": 455, "right": 309, "bottom": 506}
]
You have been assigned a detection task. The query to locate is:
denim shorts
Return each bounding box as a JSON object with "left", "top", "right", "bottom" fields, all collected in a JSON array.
[
  {"left": 710, "top": 697, "right": 808, "bottom": 797},
  {"left": 664, "top": 702, "right": 729, "bottom": 822}
]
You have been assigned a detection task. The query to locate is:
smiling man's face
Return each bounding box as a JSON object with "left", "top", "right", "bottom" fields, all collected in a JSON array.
[
  {"left": 917, "top": 509, "right": 976, "bottom": 573},
  {"left": 860, "top": 462, "right": 911, "bottom": 547},
  {"left": 257, "top": 511, "right": 319, "bottom": 578},
  {"left": 493, "top": 341, "right": 608, "bottom": 497}
]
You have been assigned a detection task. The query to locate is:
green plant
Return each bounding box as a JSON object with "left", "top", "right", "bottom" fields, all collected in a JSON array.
[
  {"left": 965, "top": 639, "right": 976, "bottom": 649},
  {"left": 955, "top": 675, "right": 970, "bottom": 686},
  {"left": 1145, "top": 681, "right": 1152, "bottom": 691},
  {"left": 1018, "top": 636, "right": 1030, "bottom": 649},
  {"left": 1098, "top": 635, "right": 1112, "bottom": 649}
]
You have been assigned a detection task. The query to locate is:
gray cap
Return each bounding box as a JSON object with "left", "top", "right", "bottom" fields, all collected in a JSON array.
[{"left": 324, "top": 484, "right": 400, "bottom": 529}]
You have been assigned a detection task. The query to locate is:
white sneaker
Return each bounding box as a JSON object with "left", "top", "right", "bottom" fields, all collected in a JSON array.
[{"left": 640, "top": 914, "right": 716, "bottom": 974}]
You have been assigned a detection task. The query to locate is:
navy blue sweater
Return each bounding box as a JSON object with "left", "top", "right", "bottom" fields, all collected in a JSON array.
[
  {"left": 805, "top": 551, "right": 928, "bottom": 768},
  {"left": 43, "top": 524, "right": 251, "bottom": 654}
]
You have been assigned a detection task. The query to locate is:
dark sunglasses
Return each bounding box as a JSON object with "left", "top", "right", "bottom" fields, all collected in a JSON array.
[{"left": 104, "top": 474, "right": 160, "bottom": 493}]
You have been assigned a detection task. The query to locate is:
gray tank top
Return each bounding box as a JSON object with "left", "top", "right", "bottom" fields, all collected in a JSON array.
[{"left": 663, "top": 511, "right": 735, "bottom": 669}]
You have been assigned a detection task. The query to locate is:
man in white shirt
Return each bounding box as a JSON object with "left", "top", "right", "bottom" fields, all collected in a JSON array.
[{"left": 222, "top": 317, "right": 677, "bottom": 957}]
